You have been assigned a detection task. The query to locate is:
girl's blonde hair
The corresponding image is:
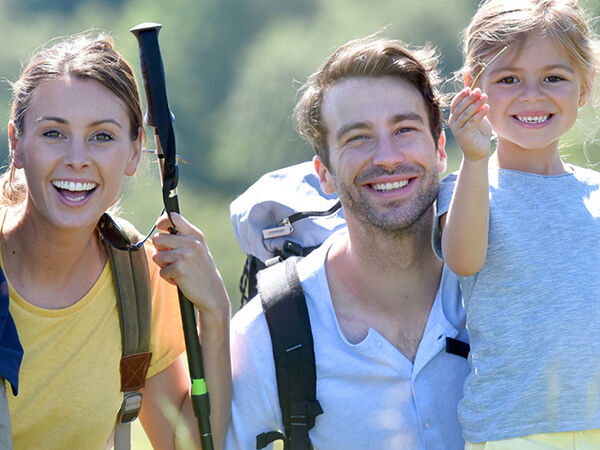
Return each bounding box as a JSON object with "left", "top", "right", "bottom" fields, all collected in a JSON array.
[{"left": 463, "top": 0, "right": 599, "bottom": 94}]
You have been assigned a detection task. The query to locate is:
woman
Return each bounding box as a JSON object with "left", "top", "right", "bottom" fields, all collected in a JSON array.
[{"left": 2, "top": 32, "right": 231, "bottom": 449}]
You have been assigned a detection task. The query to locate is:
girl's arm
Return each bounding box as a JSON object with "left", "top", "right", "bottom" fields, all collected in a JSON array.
[
  {"left": 442, "top": 88, "right": 492, "bottom": 277},
  {"left": 145, "top": 213, "right": 232, "bottom": 450}
]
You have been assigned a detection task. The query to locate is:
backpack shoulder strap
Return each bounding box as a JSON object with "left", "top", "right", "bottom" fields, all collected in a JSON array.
[
  {"left": 104, "top": 216, "right": 153, "bottom": 450},
  {"left": 255, "top": 257, "right": 323, "bottom": 450}
]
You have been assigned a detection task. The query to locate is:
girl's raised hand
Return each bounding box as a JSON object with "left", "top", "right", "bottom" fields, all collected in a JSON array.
[
  {"left": 151, "top": 212, "right": 230, "bottom": 319},
  {"left": 448, "top": 87, "right": 492, "bottom": 162}
]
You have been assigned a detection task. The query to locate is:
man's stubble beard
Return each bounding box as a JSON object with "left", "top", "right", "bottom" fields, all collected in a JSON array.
[{"left": 332, "top": 166, "right": 439, "bottom": 239}]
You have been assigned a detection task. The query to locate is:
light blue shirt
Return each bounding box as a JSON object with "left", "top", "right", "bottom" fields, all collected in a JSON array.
[
  {"left": 226, "top": 230, "right": 469, "bottom": 449},
  {"left": 434, "top": 167, "right": 600, "bottom": 443}
]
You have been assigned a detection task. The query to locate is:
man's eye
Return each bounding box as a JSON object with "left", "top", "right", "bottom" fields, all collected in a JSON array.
[
  {"left": 396, "top": 127, "right": 415, "bottom": 134},
  {"left": 92, "top": 133, "right": 114, "bottom": 142},
  {"left": 347, "top": 135, "right": 368, "bottom": 143},
  {"left": 43, "top": 129, "right": 63, "bottom": 139},
  {"left": 498, "top": 76, "right": 518, "bottom": 84}
]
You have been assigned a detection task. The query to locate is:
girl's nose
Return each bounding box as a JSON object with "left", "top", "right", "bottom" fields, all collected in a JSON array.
[{"left": 519, "top": 80, "right": 545, "bottom": 103}]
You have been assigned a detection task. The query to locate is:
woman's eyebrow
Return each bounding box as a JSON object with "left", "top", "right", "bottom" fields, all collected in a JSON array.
[{"left": 35, "top": 116, "right": 122, "bottom": 128}]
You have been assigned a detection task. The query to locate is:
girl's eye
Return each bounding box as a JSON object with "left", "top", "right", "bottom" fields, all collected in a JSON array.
[
  {"left": 498, "top": 76, "right": 518, "bottom": 85},
  {"left": 43, "top": 129, "right": 63, "bottom": 139},
  {"left": 91, "top": 132, "right": 114, "bottom": 143},
  {"left": 545, "top": 75, "right": 564, "bottom": 83}
]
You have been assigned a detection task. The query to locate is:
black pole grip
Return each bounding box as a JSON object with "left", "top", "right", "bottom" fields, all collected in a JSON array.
[
  {"left": 130, "top": 23, "right": 165, "bottom": 128},
  {"left": 130, "top": 23, "right": 177, "bottom": 186},
  {"left": 131, "top": 23, "right": 214, "bottom": 450}
]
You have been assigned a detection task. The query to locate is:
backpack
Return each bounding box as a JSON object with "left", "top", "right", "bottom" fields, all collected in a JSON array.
[
  {"left": 230, "top": 161, "right": 470, "bottom": 449},
  {"left": 98, "top": 214, "right": 153, "bottom": 450},
  {"left": 230, "top": 162, "right": 345, "bottom": 449},
  {"left": 230, "top": 161, "right": 346, "bottom": 307}
]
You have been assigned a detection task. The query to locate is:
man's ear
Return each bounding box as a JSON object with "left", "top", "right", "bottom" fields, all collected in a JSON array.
[
  {"left": 9, "top": 122, "right": 23, "bottom": 169},
  {"left": 436, "top": 130, "right": 447, "bottom": 174},
  {"left": 125, "top": 127, "right": 142, "bottom": 176},
  {"left": 313, "top": 155, "right": 336, "bottom": 195}
]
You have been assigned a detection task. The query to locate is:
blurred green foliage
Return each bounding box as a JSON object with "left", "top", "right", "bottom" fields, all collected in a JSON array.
[{"left": 1, "top": 0, "right": 599, "bottom": 446}]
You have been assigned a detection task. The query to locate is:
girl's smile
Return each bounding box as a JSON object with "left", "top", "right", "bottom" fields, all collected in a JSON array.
[
  {"left": 511, "top": 112, "right": 553, "bottom": 128},
  {"left": 479, "top": 35, "right": 586, "bottom": 169}
]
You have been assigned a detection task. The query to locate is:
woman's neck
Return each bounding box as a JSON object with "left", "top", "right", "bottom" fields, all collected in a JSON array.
[{"left": 1, "top": 206, "right": 107, "bottom": 309}]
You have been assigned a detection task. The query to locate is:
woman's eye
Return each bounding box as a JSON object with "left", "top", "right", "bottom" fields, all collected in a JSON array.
[
  {"left": 498, "top": 76, "right": 518, "bottom": 84},
  {"left": 92, "top": 132, "right": 114, "bottom": 143},
  {"left": 43, "top": 129, "right": 63, "bottom": 139}
]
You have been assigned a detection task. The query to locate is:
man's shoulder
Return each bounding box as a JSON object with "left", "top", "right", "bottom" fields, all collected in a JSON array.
[{"left": 231, "top": 294, "right": 268, "bottom": 337}]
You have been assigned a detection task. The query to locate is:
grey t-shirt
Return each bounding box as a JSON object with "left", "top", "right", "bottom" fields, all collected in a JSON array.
[{"left": 434, "top": 166, "right": 600, "bottom": 443}]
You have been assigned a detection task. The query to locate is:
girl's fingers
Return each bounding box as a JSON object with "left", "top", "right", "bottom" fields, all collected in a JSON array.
[
  {"left": 450, "top": 88, "right": 472, "bottom": 114},
  {"left": 463, "top": 104, "right": 490, "bottom": 131},
  {"left": 451, "top": 93, "right": 488, "bottom": 130},
  {"left": 457, "top": 95, "right": 488, "bottom": 129}
]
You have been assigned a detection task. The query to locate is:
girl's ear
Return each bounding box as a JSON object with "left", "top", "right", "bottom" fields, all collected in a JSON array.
[
  {"left": 124, "top": 127, "right": 142, "bottom": 176},
  {"left": 313, "top": 155, "right": 336, "bottom": 195},
  {"left": 436, "top": 131, "right": 447, "bottom": 174},
  {"left": 579, "top": 71, "right": 595, "bottom": 108},
  {"left": 8, "top": 122, "right": 23, "bottom": 169},
  {"left": 463, "top": 72, "right": 473, "bottom": 89}
]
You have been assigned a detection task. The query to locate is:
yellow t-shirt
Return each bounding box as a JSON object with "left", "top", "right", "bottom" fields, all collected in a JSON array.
[{"left": 4, "top": 238, "right": 185, "bottom": 449}]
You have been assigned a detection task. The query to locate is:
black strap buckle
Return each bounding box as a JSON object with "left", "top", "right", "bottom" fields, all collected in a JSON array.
[
  {"left": 445, "top": 337, "right": 470, "bottom": 359},
  {"left": 256, "top": 430, "right": 285, "bottom": 449}
]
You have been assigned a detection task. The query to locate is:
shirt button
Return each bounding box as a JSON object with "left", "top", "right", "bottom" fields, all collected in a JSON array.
[{"left": 424, "top": 420, "right": 432, "bottom": 430}]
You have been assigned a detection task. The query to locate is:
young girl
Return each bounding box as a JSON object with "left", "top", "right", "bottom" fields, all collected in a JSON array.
[
  {"left": 2, "top": 33, "right": 231, "bottom": 449},
  {"left": 435, "top": 0, "right": 600, "bottom": 447}
]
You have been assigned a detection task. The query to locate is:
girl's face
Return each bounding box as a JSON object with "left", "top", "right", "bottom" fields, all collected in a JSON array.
[
  {"left": 10, "top": 76, "right": 141, "bottom": 231},
  {"left": 478, "top": 36, "right": 586, "bottom": 157}
]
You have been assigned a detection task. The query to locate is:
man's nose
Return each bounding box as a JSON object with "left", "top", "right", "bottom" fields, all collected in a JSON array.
[{"left": 372, "top": 134, "right": 404, "bottom": 168}]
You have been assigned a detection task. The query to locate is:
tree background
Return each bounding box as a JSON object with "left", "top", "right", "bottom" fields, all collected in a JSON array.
[{"left": 1, "top": 0, "right": 598, "bottom": 446}]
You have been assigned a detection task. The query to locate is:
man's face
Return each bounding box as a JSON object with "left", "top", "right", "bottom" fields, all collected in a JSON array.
[{"left": 317, "top": 76, "right": 446, "bottom": 234}]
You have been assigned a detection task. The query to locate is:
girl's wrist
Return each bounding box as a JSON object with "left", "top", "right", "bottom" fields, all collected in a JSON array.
[{"left": 463, "top": 152, "right": 490, "bottom": 165}]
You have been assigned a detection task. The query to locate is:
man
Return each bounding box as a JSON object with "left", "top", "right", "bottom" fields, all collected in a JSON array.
[{"left": 226, "top": 37, "right": 469, "bottom": 449}]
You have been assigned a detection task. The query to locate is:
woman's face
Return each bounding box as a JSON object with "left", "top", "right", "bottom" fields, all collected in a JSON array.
[{"left": 11, "top": 76, "right": 141, "bottom": 231}]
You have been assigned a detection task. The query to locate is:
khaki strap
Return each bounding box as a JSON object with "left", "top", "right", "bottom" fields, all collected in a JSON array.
[{"left": 103, "top": 216, "right": 153, "bottom": 450}]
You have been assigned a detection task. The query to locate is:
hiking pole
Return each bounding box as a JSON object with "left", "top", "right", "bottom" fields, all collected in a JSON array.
[{"left": 130, "top": 22, "right": 214, "bottom": 450}]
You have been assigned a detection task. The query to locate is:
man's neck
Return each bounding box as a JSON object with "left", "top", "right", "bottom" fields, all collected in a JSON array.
[{"left": 324, "top": 211, "right": 443, "bottom": 360}]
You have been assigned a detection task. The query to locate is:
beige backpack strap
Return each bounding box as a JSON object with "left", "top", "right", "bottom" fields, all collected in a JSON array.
[{"left": 104, "top": 216, "right": 153, "bottom": 450}]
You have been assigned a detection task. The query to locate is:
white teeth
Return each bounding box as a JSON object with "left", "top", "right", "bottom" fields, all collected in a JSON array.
[
  {"left": 52, "top": 180, "right": 97, "bottom": 192},
  {"left": 516, "top": 115, "right": 550, "bottom": 124},
  {"left": 372, "top": 180, "right": 409, "bottom": 191}
]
